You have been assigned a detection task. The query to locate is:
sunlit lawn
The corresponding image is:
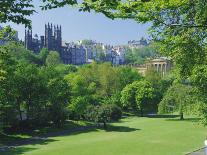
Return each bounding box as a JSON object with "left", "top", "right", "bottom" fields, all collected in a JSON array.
[{"left": 1, "top": 116, "right": 206, "bottom": 155}]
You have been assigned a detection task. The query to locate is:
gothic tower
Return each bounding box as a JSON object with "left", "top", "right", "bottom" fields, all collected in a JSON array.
[
  {"left": 45, "top": 23, "right": 53, "bottom": 51},
  {"left": 25, "top": 29, "right": 33, "bottom": 51},
  {"left": 45, "top": 23, "right": 62, "bottom": 53}
]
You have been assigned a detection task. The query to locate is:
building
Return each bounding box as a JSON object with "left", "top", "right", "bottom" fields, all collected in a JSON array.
[
  {"left": 61, "top": 43, "right": 86, "bottom": 65},
  {"left": 25, "top": 23, "right": 62, "bottom": 54},
  {"left": 112, "top": 46, "right": 125, "bottom": 65},
  {"left": 25, "top": 23, "right": 87, "bottom": 65},
  {"left": 146, "top": 57, "right": 172, "bottom": 76},
  {"left": 132, "top": 57, "right": 172, "bottom": 76},
  {"left": 128, "top": 38, "right": 148, "bottom": 49}
]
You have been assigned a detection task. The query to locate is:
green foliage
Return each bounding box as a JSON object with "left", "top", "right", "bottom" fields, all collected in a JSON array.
[
  {"left": 191, "top": 65, "right": 207, "bottom": 124},
  {"left": 0, "top": 26, "right": 17, "bottom": 41},
  {"left": 46, "top": 51, "right": 62, "bottom": 67},
  {"left": 85, "top": 104, "right": 122, "bottom": 128},
  {"left": 69, "top": 96, "right": 91, "bottom": 119},
  {"left": 38, "top": 48, "right": 49, "bottom": 65},
  {"left": 121, "top": 80, "right": 154, "bottom": 116},
  {"left": 47, "top": 78, "right": 70, "bottom": 127},
  {"left": 0, "top": 43, "right": 73, "bottom": 128},
  {"left": 145, "top": 68, "right": 174, "bottom": 112},
  {"left": 158, "top": 83, "right": 198, "bottom": 120},
  {"left": 0, "top": 1, "right": 34, "bottom": 26},
  {"left": 125, "top": 44, "right": 158, "bottom": 64},
  {"left": 80, "top": 39, "right": 94, "bottom": 45}
]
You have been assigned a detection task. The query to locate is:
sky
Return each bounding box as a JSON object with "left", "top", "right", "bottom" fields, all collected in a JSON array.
[{"left": 3, "top": 3, "right": 150, "bottom": 46}]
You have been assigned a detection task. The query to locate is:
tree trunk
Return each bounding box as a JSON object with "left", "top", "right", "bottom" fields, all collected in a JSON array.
[
  {"left": 17, "top": 98, "right": 22, "bottom": 121},
  {"left": 140, "top": 108, "right": 144, "bottom": 117},
  {"left": 180, "top": 112, "right": 184, "bottom": 120},
  {"left": 103, "top": 121, "right": 107, "bottom": 129}
]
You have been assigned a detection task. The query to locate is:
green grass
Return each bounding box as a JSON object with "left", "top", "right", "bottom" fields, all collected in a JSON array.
[
  {"left": 0, "top": 120, "right": 92, "bottom": 146},
  {"left": 1, "top": 116, "right": 206, "bottom": 155}
]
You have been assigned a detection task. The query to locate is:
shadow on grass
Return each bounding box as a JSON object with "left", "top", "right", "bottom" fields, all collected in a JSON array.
[
  {"left": 102, "top": 124, "right": 140, "bottom": 132},
  {"left": 165, "top": 117, "right": 201, "bottom": 123},
  {"left": 0, "top": 120, "right": 98, "bottom": 155},
  {"left": 145, "top": 114, "right": 180, "bottom": 118},
  {"left": 3, "top": 120, "right": 93, "bottom": 138},
  {"left": 1, "top": 121, "right": 139, "bottom": 155},
  {"left": 1, "top": 147, "right": 38, "bottom": 155}
]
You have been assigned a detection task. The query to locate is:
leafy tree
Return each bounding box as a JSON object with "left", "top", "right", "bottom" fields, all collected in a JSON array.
[
  {"left": 125, "top": 44, "right": 158, "bottom": 64},
  {"left": 0, "top": 1, "right": 35, "bottom": 26},
  {"left": 69, "top": 96, "right": 91, "bottom": 120},
  {"left": 158, "top": 83, "right": 196, "bottom": 120},
  {"left": 80, "top": 39, "right": 94, "bottom": 46},
  {"left": 0, "top": 45, "right": 17, "bottom": 127},
  {"left": 145, "top": 68, "right": 174, "bottom": 112},
  {"left": 98, "top": 63, "right": 120, "bottom": 97},
  {"left": 121, "top": 80, "right": 154, "bottom": 116},
  {"left": 191, "top": 65, "right": 207, "bottom": 124},
  {"left": 47, "top": 77, "right": 70, "bottom": 127},
  {"left": 116, "top": 66, "right": 142, "bottom": 90},
  {"left": 45, "top": 51, "right": 62, "bottom": 67},
  {"left": 55, "top": 64, "right": 77, "bottom": 76},
  {"left": 135, "top": 80, "right": 155, "bottom": 116},
  {"left": 14, "top": 61, "right": 48, "bottom": 122},
  {"left": 85, "top": 104, "right": 122, "bottom": 129},
  {"left": 38, "top": 48, "right": 49, "bottom": 65}
]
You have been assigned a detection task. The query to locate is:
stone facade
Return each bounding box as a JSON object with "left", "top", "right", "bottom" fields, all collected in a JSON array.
[
  {"left": 132, "top": 57, "right": 172, "bottom": 76},
  {"left": 146, "top": 57, "right": 172, "bottom": 76},
  {"left": 25, "top": 23, "right": 87, "bottom": 65},
  {"left": 128, "top": 38, "right": 148, "bottom": 49},
  {"left": 61, "top": 44, "right": 86, "bottom": 65},
  {"left": 25, "top": 23, "right": 62, "bottom": 54}
]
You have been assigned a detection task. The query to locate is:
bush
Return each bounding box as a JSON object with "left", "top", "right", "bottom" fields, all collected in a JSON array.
[{"left": 84, "top": 104, "right": 122, "bottom": 128}]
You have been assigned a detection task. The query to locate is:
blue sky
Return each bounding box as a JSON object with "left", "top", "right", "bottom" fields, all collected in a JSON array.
[{"left": 4, "top": 4, "right": 150, "bottom": 45}]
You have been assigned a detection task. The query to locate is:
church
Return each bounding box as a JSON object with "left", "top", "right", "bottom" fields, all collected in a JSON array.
[{"left": 24, "top": 23, "right": 86, "bottom": 65}]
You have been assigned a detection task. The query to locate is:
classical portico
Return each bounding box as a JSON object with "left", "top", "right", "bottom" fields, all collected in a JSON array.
[{"left": 131, "top": 57, "right": 172, "bottom": 77}]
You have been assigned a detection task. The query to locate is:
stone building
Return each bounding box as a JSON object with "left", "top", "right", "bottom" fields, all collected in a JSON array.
[
  {"left": 112, "top": 46, "right": 125, "bottom": 65},
  {"left": 25, "top": 23, "right": 62, "bottom": 54},
  {"left": 24, "top": 23, "right": 86, "bottom": 65},
  {"left": 128, "top": 38, "right": 148, "bottom": 49},
  {"left": 132, "top": 57, "right": 172, "bottom": 76},
  {"left": 61, "top": 44, "right": 86, "bottom": 65},
  {"left": 146, "top": 57, "right": 172, "bottom": 76}
]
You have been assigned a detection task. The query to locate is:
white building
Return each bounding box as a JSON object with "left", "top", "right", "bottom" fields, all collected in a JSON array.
[{"left": 111, "top": 46, "right": 125, "bottom": 65}]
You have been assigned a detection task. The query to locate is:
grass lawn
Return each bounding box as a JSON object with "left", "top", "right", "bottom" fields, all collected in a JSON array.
[{"left": 1, "top": 116, "right": 206, "bottom": 155}]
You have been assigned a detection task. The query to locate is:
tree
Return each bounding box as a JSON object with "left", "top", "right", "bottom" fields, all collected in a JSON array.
[
  {"left": 0, "top": 1, "right": 35, "bottom": 26},
  {"left": 125, "top": 44, "right": 158, "bottom": 64},
  {"left": 121, "top": 80, "right": 154, "bottom": 116},
  {"left": 47, "top": 78, "right": 70, "bottom": 127},
  {"left": 14, "top": 61, "right": 48, "bottom": 122},
  {"left": 1, "top": 1, "right": 206, "bottom": 42},
  {"left": 38, "top": 48, "right": 49, "bottom": 65},
  {"left": 0, "top": 44, "right": 18, "bottom": 127},
  {"left": 158, "top": 83, "right": 195, "bottom": 120},
  {"left": 85, "top": 104, "right": 122, "bottom": 129},
  {"left": 45, "top": 51, "right": 62, "bottom": 67},
  {"left": 191, "top": 65, "right": 207, "bottom": 124}
]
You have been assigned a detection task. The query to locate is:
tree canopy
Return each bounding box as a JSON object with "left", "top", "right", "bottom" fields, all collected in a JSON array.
[{"left": 1, "top": 1, "right": 207, "bottom": 28}]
